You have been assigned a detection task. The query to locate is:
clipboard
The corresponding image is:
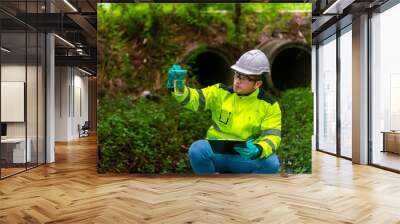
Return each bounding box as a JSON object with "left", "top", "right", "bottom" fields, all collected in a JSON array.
[{"left": 208, "top": 139, "right": 246, "bottom": 155}]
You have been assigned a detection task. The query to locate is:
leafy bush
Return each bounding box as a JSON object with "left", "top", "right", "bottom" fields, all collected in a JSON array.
[
  {"left": 277, "top": 87, "right": 313, "bottom": 173},
  {"left": 98, "top": 94, "right": 211, "bottom": 173},
  {"left": 98, "top": 87, "right": 313, "bottom": 174}
]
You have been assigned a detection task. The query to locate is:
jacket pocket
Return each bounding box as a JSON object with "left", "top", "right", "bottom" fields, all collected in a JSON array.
[{"left": 218, "top": 109, "right": 231, "bottom": 125}]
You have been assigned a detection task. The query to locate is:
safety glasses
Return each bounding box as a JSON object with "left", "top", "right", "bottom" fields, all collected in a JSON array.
[{"left": 233, "top": 71, "right": 260, "bottom": 82}]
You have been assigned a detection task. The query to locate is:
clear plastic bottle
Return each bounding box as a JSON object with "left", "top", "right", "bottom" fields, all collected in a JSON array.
[{"left": 174, "top": 78, "right": 185, "bottom": 96}]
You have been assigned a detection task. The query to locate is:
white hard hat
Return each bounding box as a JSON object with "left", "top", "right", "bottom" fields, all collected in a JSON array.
[{"left": 231, "top": 49, "right": 270, "bottom": 75}]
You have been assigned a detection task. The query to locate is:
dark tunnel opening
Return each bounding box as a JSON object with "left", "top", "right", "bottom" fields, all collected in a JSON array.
[
  {"left": 187, "top": 50, "right": 233, "bottom": 87},
  {"left": 271, "top": 47, "right": 311, "bottom": 91}
]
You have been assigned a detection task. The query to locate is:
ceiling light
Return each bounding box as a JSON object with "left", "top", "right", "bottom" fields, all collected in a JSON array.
[
  {"left": 78, "top": 67, "right": 93, "bottom": 76},
  {"left": 323, "top": 0, "right": 354, "bottom": 15},
  {"left": 54, "top": 34, "right": 75, "bottom": 48},
  {"left": 63, "top": 0, "right": 78, "bottom": 12},
  {"left": 1, "top": 47, "right": 11, "bottom": 53},
  {"left": 76, "top": 48, "right": 86, "bottom": 55}
]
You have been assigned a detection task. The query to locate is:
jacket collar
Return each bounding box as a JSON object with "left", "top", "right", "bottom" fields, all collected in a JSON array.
[{"left": 235, "top": 88, "right": 260, "bottom": 99}]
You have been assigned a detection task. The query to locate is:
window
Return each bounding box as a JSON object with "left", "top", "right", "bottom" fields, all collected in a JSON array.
[
  {"left": 370, "top": 3, "right": 400, "bottom": 171},
  {"left": 317, "top": 35, "right": 337, "bottom": 154},
  {"left": 339, "top": 27, "right": 352, "bottom": 158}
]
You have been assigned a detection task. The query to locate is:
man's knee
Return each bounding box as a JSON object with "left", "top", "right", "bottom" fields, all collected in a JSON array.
[
  {"left": 270, "top": 159, "right": 280, "bottom": 173},
  {"left": 188, "top": 140, "right": 210, "bottom": 160},
  {"left": 257, "top": 154, "right": 280, "bottom": 173}
]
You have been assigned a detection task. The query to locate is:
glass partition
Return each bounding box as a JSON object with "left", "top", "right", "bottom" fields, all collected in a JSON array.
[
  {"left": 371, "top": 4, "right": 400, "bottom": 171},
  {"left": 38, "top": 32, "right": 45, "bottom": 165},
  {"left": 0, "top": 1, "right": 46, "bottom": 179},
  {"left": 339, "top": 26, "right": 352, "bottom": 158},
  {"left": 1, "top": 30, "right": 28, "bottom": 177},
  {"left": 27, "top": 30, "right": 38, "bottom": 169},
  {"left": 317, "top": 35, "right": 337, "bottom": 154}
]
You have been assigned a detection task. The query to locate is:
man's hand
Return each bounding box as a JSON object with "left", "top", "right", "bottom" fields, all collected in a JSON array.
[
  {"left": 167, "top": 64, "right": 186, "bottom": 90},
  {"left": 234, "top": 140, "right": 262, "bottom": 160}
]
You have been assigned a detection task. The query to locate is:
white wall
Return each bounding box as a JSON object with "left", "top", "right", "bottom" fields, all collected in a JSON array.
[
  {"left": 55, "top": 67, "right": 89, "bottom": 141},
  {"left": 1, "top": 65, "right": 26, "bottom": 81},
  {"left": 55, "top": 66, "right": 69, "bottom": 141},
  {"left": 1, "top": 65, "right": 30, "bottom": 137},
  {"left": 72, "top": 72, "right": 89, "bottom": 138},
  {"left": 1, "top": 65, "right": 26, "bottom": 123},
  {"left": 1, "top": 63, "right": 46, "bottom": 164},
  {"left": 1, "top": 65, "right": 26, "bottom": 140}
]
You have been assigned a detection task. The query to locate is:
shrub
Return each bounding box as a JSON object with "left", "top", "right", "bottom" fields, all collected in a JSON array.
[
  {"left": 98, "top": 86, "right": 313, "bottom": 174},
  {"left": 277, "top": 87, "right": 313, "bottom": 174},
  {"left": 98, "top": 94, "right": 211, "bottom": 173}
]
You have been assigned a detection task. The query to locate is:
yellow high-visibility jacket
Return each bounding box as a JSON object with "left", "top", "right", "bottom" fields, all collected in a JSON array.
[{"left": 174, "top": 83, "right": 281, "bottom": 159}]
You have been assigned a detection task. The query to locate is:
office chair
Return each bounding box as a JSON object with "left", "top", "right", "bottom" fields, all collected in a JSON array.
[{"left": 79, "top": 121, "right": 90, "bottom": 138}]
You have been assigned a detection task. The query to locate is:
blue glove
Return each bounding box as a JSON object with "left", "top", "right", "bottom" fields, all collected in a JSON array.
[
  {"left": 166, "top": 64, "right": 187, "bottom": 90},
  {"left": 234, "top": 140, "right": 262, "bottom": 160}
]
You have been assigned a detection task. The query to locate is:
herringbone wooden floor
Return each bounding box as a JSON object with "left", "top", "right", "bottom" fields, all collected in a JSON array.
[{"left": 1, "top": 135, "right": 400, "bottom": 224}]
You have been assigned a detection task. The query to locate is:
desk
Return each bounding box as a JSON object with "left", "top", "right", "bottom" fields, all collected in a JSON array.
[
  {"left": 381, "top": 131, "right": 400, "bottom": 154},
  {"left": 1, "top": 138, "right": 31, "bottom": 163}
]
